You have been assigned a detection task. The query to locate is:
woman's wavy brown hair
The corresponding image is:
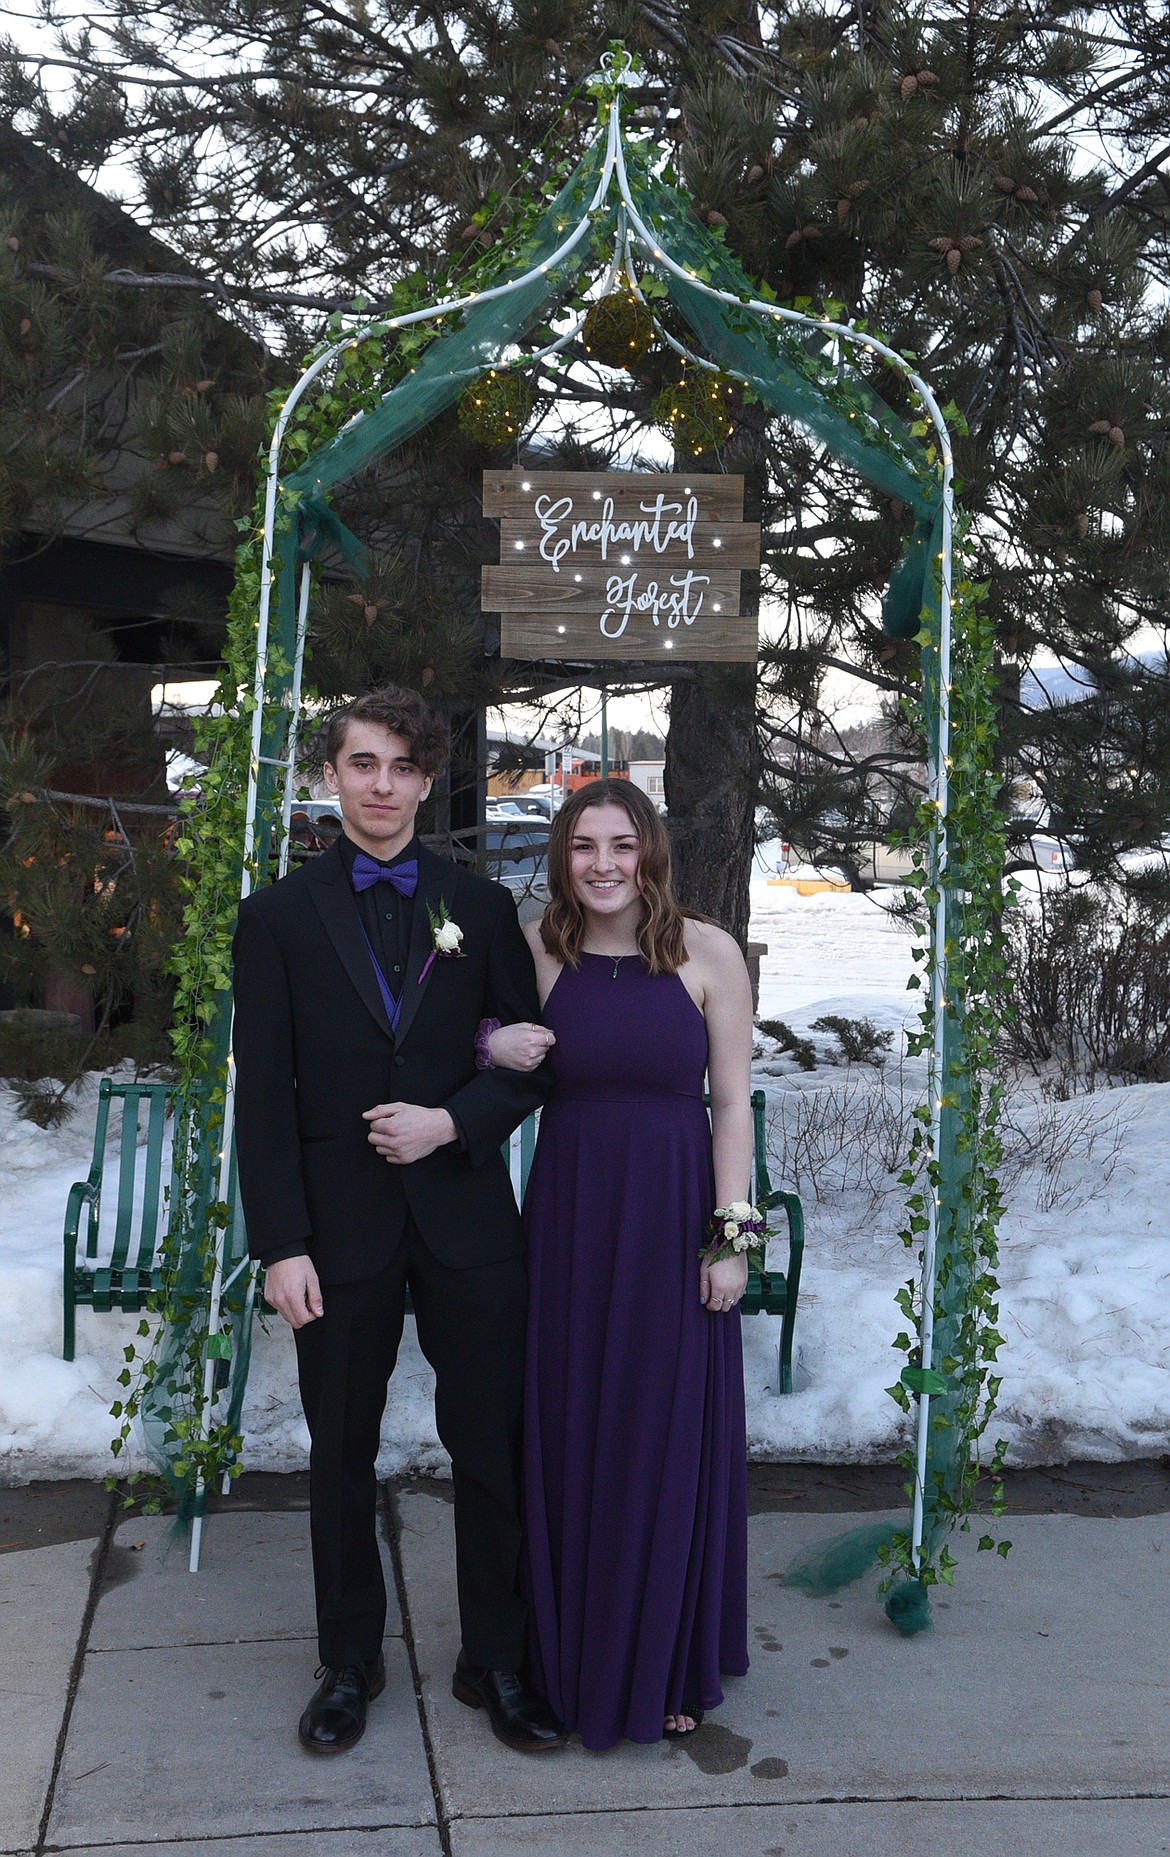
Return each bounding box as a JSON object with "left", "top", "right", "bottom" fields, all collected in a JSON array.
[{"left": 541, "top": 779, "right": 690, "bottom": 975}]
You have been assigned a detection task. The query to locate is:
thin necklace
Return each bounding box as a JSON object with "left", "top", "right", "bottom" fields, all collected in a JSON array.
[
  {"left": 585, "top": 950, "right": 636, "bottom": 979},
  {"left": 582, "top": 936, "right": 640, "bottom": 978}
]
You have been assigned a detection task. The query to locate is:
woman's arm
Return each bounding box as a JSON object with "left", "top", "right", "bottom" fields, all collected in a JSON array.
[
  {"left": 486, "top": 1019, "right": 555, "bottom": 1071},
  {"left": 693, "top": 922, "right": 756, "bottom": 1311}
]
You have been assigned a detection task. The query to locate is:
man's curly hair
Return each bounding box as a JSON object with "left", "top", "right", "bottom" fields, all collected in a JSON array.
[{"left": 323, "top": 685, "right": 449, "bottom": 777}]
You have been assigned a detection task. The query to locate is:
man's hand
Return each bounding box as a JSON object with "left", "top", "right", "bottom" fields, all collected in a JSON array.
[
  {"left": 265, "top": 1254, "right": 324, "bottom": 1329},
  {"left": 363, "top": 1102, "right": 458, "bottom": 1165}
]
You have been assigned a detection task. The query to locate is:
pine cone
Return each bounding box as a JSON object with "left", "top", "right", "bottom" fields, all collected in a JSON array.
[
  {"left": 747, "top": 163, "right": 765, "bottom": 184},
  {"left": 946, "top": 247, "right": 962, "bottom": 273},
  {"left": 992, "top": 173, "right": 1016, "bottom": 194},
  {"left": 6, "top": 236, "right": 19, "bottom": 252},
  {"left": 706, "top": 209, "right": 728, "bottom": 228},
  {"left": 363, "top": 603, "right": 378, "bottom": 626},
  {"left": 928, "top": 236, "right": 953, "bottom": 252},
  {"left": 917, "top": 69, "right": 939, "bottom": 85},
  {"left": 1075, "top": 512, "right": 1089, "bottom": 537},
  {"left": 1087, "top": 419, "right": 1112, "bottom": 435},
  {"left": 166, "top": 450, "right": 187, "bottom": 466},
  {"left": 1109, "top": 425, "right": 1125, "bottom": 447},
  {"left": 459, "top": 222, "right": 478, "bottom": 241},
  {"left": 19, "top": 317, "right": 31, "bottom": 335},
  {"left": 203, "top": 451, "right": 219, "bottom": 473},
  {"left": 900, "top": 73, "right": 919, "bottom": 99},
  {"left": 1086, "top": 288, "right": 1104, "bottom": 311},
  {"left": 1015, "top": 185, "right": 1039, "bottom": 204}
]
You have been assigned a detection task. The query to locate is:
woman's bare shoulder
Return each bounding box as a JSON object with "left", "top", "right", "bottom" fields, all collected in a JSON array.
[
  {"left": 683, "top": 916, "right": 747, "bottom": 970},
  {"left": 522, "top": 915, "right": 548, "bottom": 958}
]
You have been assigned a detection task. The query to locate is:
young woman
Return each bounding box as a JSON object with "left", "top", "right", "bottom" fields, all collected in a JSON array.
[{"left": 488, "top": 779, "right": 755, "bottom": 1750}]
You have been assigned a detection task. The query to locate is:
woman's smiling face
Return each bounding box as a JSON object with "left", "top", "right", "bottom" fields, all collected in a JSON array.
[{"left": 568, "top": 802, "right": 644, "bottom": 921}]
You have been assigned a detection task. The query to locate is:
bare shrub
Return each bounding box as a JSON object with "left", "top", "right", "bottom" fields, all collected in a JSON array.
[
  {"left": 764, "top": 1059, "right": 918, "bottom": 1205},
  {"left": 998, "top": 1092, "right": 1129, "bottom": 1214},
  {"left": 764, "top": 1063, "right": 1130, "bottom": 1222},
  {"left": 1003, "top": 883, "right": 1170, "bottom": 1092}
]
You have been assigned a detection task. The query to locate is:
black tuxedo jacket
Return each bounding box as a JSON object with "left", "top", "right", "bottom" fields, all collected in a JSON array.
[{"left": 231, "top": 838, "right": 550, "bottom": 1283}]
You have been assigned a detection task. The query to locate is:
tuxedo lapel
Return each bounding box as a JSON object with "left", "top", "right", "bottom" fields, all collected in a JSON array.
[
  {"left": 394, "top": 844, "right": 459, "bottom": 1052},
  {"left": 306, "top": 840, "right": 395, "bottom": 1040}
]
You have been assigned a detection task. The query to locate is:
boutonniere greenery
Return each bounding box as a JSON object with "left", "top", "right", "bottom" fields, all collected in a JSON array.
[{"left": 420, "top": 900, "right": 465, "bottom": 983}]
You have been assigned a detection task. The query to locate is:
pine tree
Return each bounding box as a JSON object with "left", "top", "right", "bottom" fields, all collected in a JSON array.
[{"left": 4, "top": 5, "right": 1169, "bottom": 918}]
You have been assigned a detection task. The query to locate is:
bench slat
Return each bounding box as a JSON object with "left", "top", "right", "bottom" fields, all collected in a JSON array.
[
  {"left": 134, "top": 1088, "right": 170, "bottom": 1267},
  {"left": 110, "top": 1091, "right": 143, "bottom": 1270}
]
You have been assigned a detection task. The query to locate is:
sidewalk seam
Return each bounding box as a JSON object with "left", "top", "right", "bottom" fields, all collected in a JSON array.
[
  {"left": 33, "top": 1488, "right": 119, "bottom": 1857},
  {"left": 442, "top": 1788, "right": 1170, "bottom": 1821},
  {"left": 384, "top": 1481, "right": 453, "bottom": 1857}
]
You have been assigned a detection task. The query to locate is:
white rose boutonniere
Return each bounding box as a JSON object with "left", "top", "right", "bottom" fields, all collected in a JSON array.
[{"left": 420, "top": 900, "right": 465, "bottom": 982}]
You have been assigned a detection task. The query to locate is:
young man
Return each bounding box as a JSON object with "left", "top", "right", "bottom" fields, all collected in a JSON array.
[{"left": 231, "top": 685, "right": 562, "bottom": 1756}]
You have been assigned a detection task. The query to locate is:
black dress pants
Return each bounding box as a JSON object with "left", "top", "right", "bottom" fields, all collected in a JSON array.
[{"left": 293, "top": 1219, "right": 528, "bottom": 1671}]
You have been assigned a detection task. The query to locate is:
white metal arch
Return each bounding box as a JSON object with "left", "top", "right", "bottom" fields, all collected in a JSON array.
[{"left": 193, "top": 49, "right": 955, "bottom": 1576}]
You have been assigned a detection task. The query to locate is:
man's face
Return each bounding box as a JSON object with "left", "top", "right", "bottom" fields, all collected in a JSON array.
[{"left": 323, "top": 722, "right": 433, "bottom": 855}]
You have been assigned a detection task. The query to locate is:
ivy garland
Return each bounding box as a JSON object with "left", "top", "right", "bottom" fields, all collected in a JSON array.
[{"left": 882, "top": 520, "right": 1011, "bottom": 1592}]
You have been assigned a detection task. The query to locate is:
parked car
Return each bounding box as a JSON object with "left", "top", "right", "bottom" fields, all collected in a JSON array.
[
  {"left": 1018, "top": 831, "right": 1074, "bottom": 873},
  {"left": 489, "top": 794, "right": 552, "bottom": 821},
  {"left": 287, "top": 799, "right": 343, "bottom": 859}
]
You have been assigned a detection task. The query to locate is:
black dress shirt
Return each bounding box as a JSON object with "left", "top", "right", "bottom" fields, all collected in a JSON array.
[{"left": 337, "top": 828, "right": 419, "bottom": 1003}]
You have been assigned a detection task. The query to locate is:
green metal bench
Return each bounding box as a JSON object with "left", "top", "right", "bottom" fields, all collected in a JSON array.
[
  {"left": 745, "top": 1088, "right": 805, "bottom": 1395},
  {"left": 64, "top": 1083, "right": 804, "bottom": 1393},
  {"left": 63, "top": 1078, "right": 173, "bottom": 1361}
]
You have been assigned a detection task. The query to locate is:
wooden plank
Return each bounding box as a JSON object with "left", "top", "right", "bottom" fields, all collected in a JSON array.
[
  {"left": 483, "top": 563, "right": 742, "bottom": 612},
  {"left": 483, "top": 469, "right": 744, "bottom": 518},
  {"left": 499, "top": 611, "right": 758, "bottom": 663},
  {"left": 498, "top": 519, "right": 760, "bottom": 570}
]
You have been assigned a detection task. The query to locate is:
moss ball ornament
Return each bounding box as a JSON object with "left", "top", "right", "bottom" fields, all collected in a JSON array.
[
  {"left": 581, "top": 289, "right": 656, "bottom": 370},
  {"left": 457, "top": 368, "right": 535, "bottom": 445},
  {"left": 651, "top": 368, "right": 737, "bottom": 456}
]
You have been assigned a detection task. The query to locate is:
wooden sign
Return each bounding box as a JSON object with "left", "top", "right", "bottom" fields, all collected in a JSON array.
[{"left": 482, "top": 470, "right": 760, "bottom": 662}]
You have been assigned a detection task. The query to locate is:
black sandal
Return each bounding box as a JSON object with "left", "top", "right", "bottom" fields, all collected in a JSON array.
[{"left": 663, "top": 1705, "right": 705, "bottom": 1737}]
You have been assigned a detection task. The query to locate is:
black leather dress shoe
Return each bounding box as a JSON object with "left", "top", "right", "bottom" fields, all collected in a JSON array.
[
  {"left": 452, "top": 1651, "right": 566, "bottom": 1752},
  {"left": 298, "top": 1652, "right": 386, "bottom": 1754}
]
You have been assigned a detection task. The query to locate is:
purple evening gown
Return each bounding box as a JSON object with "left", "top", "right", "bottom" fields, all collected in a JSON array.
[{"left": 522, "top": 952, "right": 749, "bottom": 1750}]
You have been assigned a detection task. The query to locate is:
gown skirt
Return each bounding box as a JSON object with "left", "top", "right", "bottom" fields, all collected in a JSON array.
[{"left": 522, "top": 952, "right": 749, "bottom": 1750}]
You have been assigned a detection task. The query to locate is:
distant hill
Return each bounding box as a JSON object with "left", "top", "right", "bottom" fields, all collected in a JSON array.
[{"left": 1021, "top": 653, "right": 1167, "bottom": 709}]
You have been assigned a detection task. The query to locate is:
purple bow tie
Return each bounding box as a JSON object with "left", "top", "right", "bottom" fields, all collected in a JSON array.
[{"left": 351, "top": 852, "right": 418, "bottom": 898}]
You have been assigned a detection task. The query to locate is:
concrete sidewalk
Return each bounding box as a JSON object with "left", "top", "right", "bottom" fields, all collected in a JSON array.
[{"left": 4, "top": 1471, "right": 1169, "bottom": 1857}]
